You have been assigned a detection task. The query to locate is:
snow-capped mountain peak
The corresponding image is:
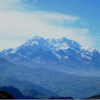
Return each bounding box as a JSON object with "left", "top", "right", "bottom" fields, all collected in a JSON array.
[
  {"left": 20, "top": 35, "right": 47, "bottom": 47},
  {"left": 86, "top": 47, "right": 97, "bottom": 52},
  {"left": 47, "top": 37, "right": 81, "bottom": 52},
  {"left": 0, "top": 36, "right": 100, "bottom": 72},
  {"left": 0, "top": 36, "right": 100, "bottom": 78},
  {"left": 61, "top": 37, "right": 68, "bottom": 41}
]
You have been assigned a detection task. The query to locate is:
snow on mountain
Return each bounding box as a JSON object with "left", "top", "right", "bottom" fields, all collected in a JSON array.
[
  {"left": 0, "top": 35, "right": 99, "bottom": 61},
  {"left": 46, "top": 37, "right": 82, "bottom": 59},
  {"left": 18, "top": 35, "right": 50, "bottom": 51},
  {"left": 0, "top": 35, "right": 100, "bottom": 76},
  {"left": 84, "top": 47, "right": 99, "bottom": 53},
  {"left": 0, "top": 36, "right": 99, "bottom": 59},
  {"left": 47, "top": 37, "right": 81, "bottom": 51},
  {"left": 0, "top": 48, "right": 14, "bottom": 54}
]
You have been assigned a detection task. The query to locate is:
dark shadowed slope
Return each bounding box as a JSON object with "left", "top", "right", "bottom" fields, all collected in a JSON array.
[
  {"left": 0, "top": 86, "right": 24, "bottom": 99},
  {"left": 0, "top": 90, "right": 14, "bottom": 99},
  {"left": 0, "top": 76, "right": 58, "bottom": 98},
  {"left": 87, "top": 94, "right": 100, "bottom": 99},
  {"left": 0, "top": 86, "right": 38, "bottom": 99}
]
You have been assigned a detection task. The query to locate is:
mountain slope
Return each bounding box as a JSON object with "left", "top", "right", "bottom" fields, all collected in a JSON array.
[
  {"left": 22, "top": 88, "right": 50, "bottom": 99},
  {"left": 0, "top": 90, "right": 14, "bottom": 99},
  {"left": 0, "top": 86, "right": 25, "bottom": 99},
  {"left": 0, "top": 86, "right": 40, "bottom": 99},
  {"left": 87, "top": 94, "right": 100, "bottom": 99},
  {"left": 0, "top": 75, "right": 58, "bottom": 97},
  {"left": 0, "top": 58, "right": 58, "bottom": 97},
  {"left": 0, "top": 58, "right": 100, "bottom": 98}
]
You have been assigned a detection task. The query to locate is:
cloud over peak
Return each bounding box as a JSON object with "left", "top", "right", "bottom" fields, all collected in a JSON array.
[{"left": 0, "top": 0, "right": 92, "bottom": 50}]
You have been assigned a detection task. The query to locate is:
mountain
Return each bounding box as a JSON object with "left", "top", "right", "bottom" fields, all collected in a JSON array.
[
  {"left": 0, "top": 90, "right": 14, "bottom": 99},
  {"left": 1, "top": 36, "right": 100, "bottom": 98},
  {"left": 0, "top": 58, "right": 58, "bottom": 97},
  {"left": 0, "top": 86, "right": 40, "bottom": 99},
  {"left": 87, "top": 94, "right": 100, "bottom": 99},
  {"left": 0, "top": 36, "right": 100, "bottom": 76},
  {"left": 1, "top": 58, "right": 100, "bottom": 98},
  {"left": 0, "top": 75, "right": 58, "bottom": 98},
  {"left": 0, "top": 86, "right": 25, "bottom": 99},
  {"left": 23, "top": 88, "right": 50, "bottom": 99},
  {"left": 0, "top": 86, "right": 74, "bottom": 99}
]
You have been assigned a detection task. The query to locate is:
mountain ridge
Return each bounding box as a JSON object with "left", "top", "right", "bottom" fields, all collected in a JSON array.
[{"left": 0, "top": 36, "right": 100, "bottom": 76}]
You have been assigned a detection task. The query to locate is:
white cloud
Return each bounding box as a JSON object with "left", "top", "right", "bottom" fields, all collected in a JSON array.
[
  {"left": 0, "top": 0, "right": 20, "bottom": 9},
  {"left": 33, "top": 11, "right": 79, "bottom": 22},
  {"left": 0, "top": 10, "right": 91, "bottom": 50},
  {"left": 0, "top": 0, "right": 37, "bottom": 10},
  {"left": 0, "top": 0, "right": 92, "bottom": 50},
  {"left": 0, "top": 0, "right": 20, "bottom": 3}
]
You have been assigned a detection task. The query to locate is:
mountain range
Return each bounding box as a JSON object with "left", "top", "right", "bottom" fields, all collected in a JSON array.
[
  {"left": 0, "top": 36, "right": 100, "bottom": 98},
  {"left": 0, "top": 58, "right": 100, "bottom": 98},
  {"left": 0, "top": 35, "right": 100, "bottom": 76},
  {"left": 0, "top": 86, "right": 74, "bottom": 99}
]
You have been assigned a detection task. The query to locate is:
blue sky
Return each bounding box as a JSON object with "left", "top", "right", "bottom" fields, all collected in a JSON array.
[
  {"left": 0, "top": 0, "right": 100, "bottom": 50},
  {"left": 37, "top": 0, "right": 100, "bottom": 48}
]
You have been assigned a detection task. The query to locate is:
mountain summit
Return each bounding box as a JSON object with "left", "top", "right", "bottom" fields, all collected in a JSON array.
[{"left": 0, "top": 36, "right": 100, "bottom": 76}]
